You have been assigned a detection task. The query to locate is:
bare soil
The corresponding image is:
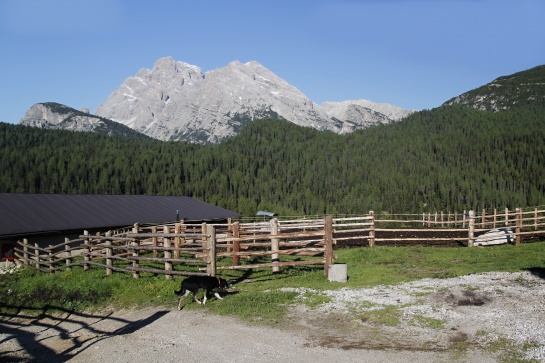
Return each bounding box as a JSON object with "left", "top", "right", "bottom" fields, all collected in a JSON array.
[
  {"left": 0, "top": 307, "right": 491, "bottom": 363},
  {"left": 2, "top": 271, "right": 543, "bottom": 363}
]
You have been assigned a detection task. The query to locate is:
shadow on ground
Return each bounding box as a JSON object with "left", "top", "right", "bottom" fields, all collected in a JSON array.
[
  {"left": 0, "top": 304, "right": 168, "bottom": 362},
  {"left": 526, "top": 267, "right": 545, "bottom": 280}
]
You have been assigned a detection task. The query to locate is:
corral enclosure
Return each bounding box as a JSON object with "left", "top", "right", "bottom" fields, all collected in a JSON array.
[{"left": 14, "top": 207, "right": 545, "bottom": 278}]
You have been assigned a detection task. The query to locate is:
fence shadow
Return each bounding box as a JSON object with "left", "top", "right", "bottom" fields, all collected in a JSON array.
[{"left": 0, "top": 304, "right": 169, "bottom": 363}]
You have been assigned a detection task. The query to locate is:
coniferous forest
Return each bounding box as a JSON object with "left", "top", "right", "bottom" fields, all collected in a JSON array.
[{"left": 1, "top": 102, "right": 545, "bottom": 217}]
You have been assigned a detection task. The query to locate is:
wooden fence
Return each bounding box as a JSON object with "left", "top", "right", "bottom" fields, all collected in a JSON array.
[
  {"left": 14, "top": 216, "right": 335, "bottom": 279},
  {"left": 13, "top": 207, "right": 545, "bottom": 278}
]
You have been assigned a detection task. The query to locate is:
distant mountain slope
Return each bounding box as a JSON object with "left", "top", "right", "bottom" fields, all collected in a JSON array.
[
  {"left": 19, "top": 102, "right": 150, "bottom": 139},
  {"left": 94, "top": 57, "right": 413, "bottom": 144},
  {"left": 3, "top": 100, "right": 545, "bottom": 215},
  {"left": 442, "top": 65, "right": 545, "bottom": 111}
]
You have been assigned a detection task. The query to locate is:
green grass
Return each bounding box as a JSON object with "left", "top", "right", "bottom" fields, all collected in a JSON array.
[
  {"left": 1, "top": 242, "right": 544, "bottom": 322},
  {"left": 335, "top": 242, "right": 545, "bottom": 287},
  {"left": 298, "top": 291, "right": 332, "bottom": 308},
  {"left": 488, "top": 337, "right": 542, "bottom": 363},
  {"left": 358, "top": 305, "right": 404, "bottom": 326},
  {"left": 409, "top": 314, "right": 446, "bottom": 329},
  {"left": 204, "top": 289, "right": 299, "bottom": 324}
]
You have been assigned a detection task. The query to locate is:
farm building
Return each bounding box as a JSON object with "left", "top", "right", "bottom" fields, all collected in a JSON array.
[{"left": 0, "top": 193, "right": 242, "bottom": 261}]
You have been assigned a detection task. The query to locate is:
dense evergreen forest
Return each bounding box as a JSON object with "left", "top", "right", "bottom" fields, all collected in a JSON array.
[{"left": 1, "top": 102, "right": 544, "bottom": 216}]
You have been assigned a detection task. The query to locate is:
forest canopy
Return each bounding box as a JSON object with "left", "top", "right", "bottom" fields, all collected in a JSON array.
[{"left": 1, "top": 102, "right": 544, "bottom": 217}]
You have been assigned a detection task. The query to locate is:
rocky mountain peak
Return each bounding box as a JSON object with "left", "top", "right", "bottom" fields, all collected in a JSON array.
[{"left": 94, "top": 57, "right": 413, "bottom": 144}]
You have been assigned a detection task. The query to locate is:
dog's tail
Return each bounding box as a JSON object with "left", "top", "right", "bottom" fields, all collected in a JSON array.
[{"left": 174, "top": 287, "right": 186, "bottom": 296}]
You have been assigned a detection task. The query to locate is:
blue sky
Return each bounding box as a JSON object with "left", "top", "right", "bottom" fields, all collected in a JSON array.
[{"left": 1, "top": 0, "right": 544, "bottom": 124}]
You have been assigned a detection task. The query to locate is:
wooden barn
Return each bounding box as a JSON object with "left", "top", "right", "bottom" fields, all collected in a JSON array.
[{"left": 0, "top": 193, "right": 241, "bottom": 261}]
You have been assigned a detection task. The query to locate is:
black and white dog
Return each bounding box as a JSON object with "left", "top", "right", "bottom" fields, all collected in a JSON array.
[{"left": 174, "top": 275, "right": 229, "bottom": 310}]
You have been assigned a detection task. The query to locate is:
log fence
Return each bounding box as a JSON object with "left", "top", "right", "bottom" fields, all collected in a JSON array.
[
  {"left": 13, "top": 216, "right": 335, "bottom": 279},
  {"left": 12, "top": 207, "right": 545, "bottom": 279}
]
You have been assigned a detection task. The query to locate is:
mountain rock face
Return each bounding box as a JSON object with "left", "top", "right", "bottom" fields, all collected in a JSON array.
[
  {"left": 94, "top": 57, "right": 413, "bottom": 144},
  {"left": 19, "top": 102, "right": 149, "bottom": 139},
  {"left": 442, "top": 65, "right": 545, "bottom": 111}
]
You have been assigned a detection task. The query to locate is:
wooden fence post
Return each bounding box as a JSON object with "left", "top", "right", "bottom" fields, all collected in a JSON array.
[
  {"left": 105, "top": 231, "right": 112, "bottom": 276},
  {"left": 151, "top": 226, "right": 158, "bottom": 258},
  {"left": 505, "top": 208, "right": 509, "bottom": 226},
  {"left": 232, "top": 221, "right": 240, "bottom": 266},
  {"left": 23, "top": 239, "right": 29, "bottom": 267},
  {"left": 132, "top": 224, "right": 140, "bottom": 279},
  {"left": 227, "top": 222, "right": 232, "bottom": 255},
  {"left": 369, "top": 211, "right": 375, "bottom": 248},
  {"left": 179, "top": 220, "right": 186, "bottom": 249},
  {"left": 535, "top": 208, "right": 538, "bottom": 231},
  {"left": 515, "top": 208, "right": 522, "bottom": 245},
  {"left": 206, "top": 224, "right": 216, "bottom": 277},
  {"left": 270, "top": 218, "right": 280, "bottom": 273},
  {"left": 493, "top": 208, "right": 497, "bottom": 228},
  {"left": 64, "top": 238, "right": 71, "bottom": 271},
  {"left": 174, "top": 223, "right": 181, "bottom": 259},
  {"left": 468, "top": 210, "right": 475, "bottom": 247},
  {"left": 34, "top": 243, "right": 40, "bottom": 271},
  {"left": 324, "top": 215, "right": 334, "bottom": 277},
  {"left": 202, "top": 223, "right": 208, "bottom": 273},
  {"left": 83, "top": 230, "right": 90, "bottom": 271},
  {"left": 48, "top": 245, "right": 53, "bottom": 273},
  {"left": 131, "top": 240, "right": 139, "bottom": 279},
  {"left": 164, "top": 225, "right": 173, "bottom": 280},
  {"left": 463, "top": 210, "right": 467, "bottom": 228}
]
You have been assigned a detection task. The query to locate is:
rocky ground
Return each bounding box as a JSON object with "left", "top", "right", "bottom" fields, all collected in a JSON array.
[{"left": 1, "top": 270, "right": 544, "bottom": 363}]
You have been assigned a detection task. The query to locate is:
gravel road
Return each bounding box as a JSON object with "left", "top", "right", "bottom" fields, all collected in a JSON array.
[{"left": 1, "top": 271, "right": 543, "bottom": 362}]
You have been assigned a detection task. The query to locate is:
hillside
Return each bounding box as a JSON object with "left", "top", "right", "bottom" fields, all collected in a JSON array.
[
  {"left": 19, "top": 102, "right": 150, "bottom": 140},
  {"left": 2, "top": 97, "right": 544, "bottom": 215},
  {"left": 443, "top": 65, "right": 545, "bottom": 111},
  {"left": 5, "top": 65, "right": 545, "bottom": 215}
]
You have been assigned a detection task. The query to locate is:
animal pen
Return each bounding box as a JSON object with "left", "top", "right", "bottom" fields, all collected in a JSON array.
[{"left": 13, "top": 207, "right": 545, "bottom": 278}]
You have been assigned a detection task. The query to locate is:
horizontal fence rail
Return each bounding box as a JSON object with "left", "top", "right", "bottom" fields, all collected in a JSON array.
[
  {"left": 14, "top": 216, "right": 335, "bottom": 279},
  {"left": 13, "top": 207, "right": 545, "bottom": 278}
]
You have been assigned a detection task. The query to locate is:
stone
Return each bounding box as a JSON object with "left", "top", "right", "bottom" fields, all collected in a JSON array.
[{"left": 328, "top": 264, "right": 347, "bottom": 282}]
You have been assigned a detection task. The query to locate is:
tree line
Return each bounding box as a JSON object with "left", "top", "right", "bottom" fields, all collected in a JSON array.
[{"left": 1, "top": 102, "right": 544, "bottom": 216}]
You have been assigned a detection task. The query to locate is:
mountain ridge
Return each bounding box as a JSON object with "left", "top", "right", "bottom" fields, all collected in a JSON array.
[
  {"left": 19, "top": 61, "right": 545, "bottom": 144},
  {"left": 93, "top": 57, "right": 413, "bottom": 143},
  {"left": 19, "top": 102, "right": 150, "bottom": 140},
  {"left": 442, "top": 65, "right": 545, "bottom": 111}
]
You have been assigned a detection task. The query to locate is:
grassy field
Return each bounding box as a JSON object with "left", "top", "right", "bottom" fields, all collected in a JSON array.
[
  {"left": 1, "top": 241, "right": 544, "bottom": 323},
  {"left": 2, "top": 242, "right": 543, "bottom": 363}
]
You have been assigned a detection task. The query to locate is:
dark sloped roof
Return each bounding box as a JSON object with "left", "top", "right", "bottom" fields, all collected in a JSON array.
[{"left": 0, "top": 193, "right": 241, "bottom": 238}]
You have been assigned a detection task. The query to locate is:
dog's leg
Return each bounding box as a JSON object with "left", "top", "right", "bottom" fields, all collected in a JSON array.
[
  {"left": 202, "top": 290, "right": 208, "bottom": 305},
  {"left": 178, "top": 290, "right": 190, "bottom": 310},
  {"left": 193, "top": 291, "right": 203, "bottom": 304},
  {"left": 213, "top": 292, "right": 223, "bottom": 300}
]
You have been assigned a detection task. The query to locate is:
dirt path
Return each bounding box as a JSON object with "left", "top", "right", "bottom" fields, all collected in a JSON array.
[
  {"left": 1, "top": 307, "right": 495, "bottom": 363},
  {"left": 1, "top": 271, "right": 543, "bottom": 362}
]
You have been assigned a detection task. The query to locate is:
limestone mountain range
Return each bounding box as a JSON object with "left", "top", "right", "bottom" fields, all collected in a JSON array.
[
  {"left": 21, "top": 57, "right": 413, "bottom": 144},
  {"left": 19, "top": 102, "right": 150, "bottom": 139}
]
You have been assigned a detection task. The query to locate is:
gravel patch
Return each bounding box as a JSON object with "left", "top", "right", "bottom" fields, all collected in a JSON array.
[{"left": 283, "top": 271, "right": 545, "bottom": 361}]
